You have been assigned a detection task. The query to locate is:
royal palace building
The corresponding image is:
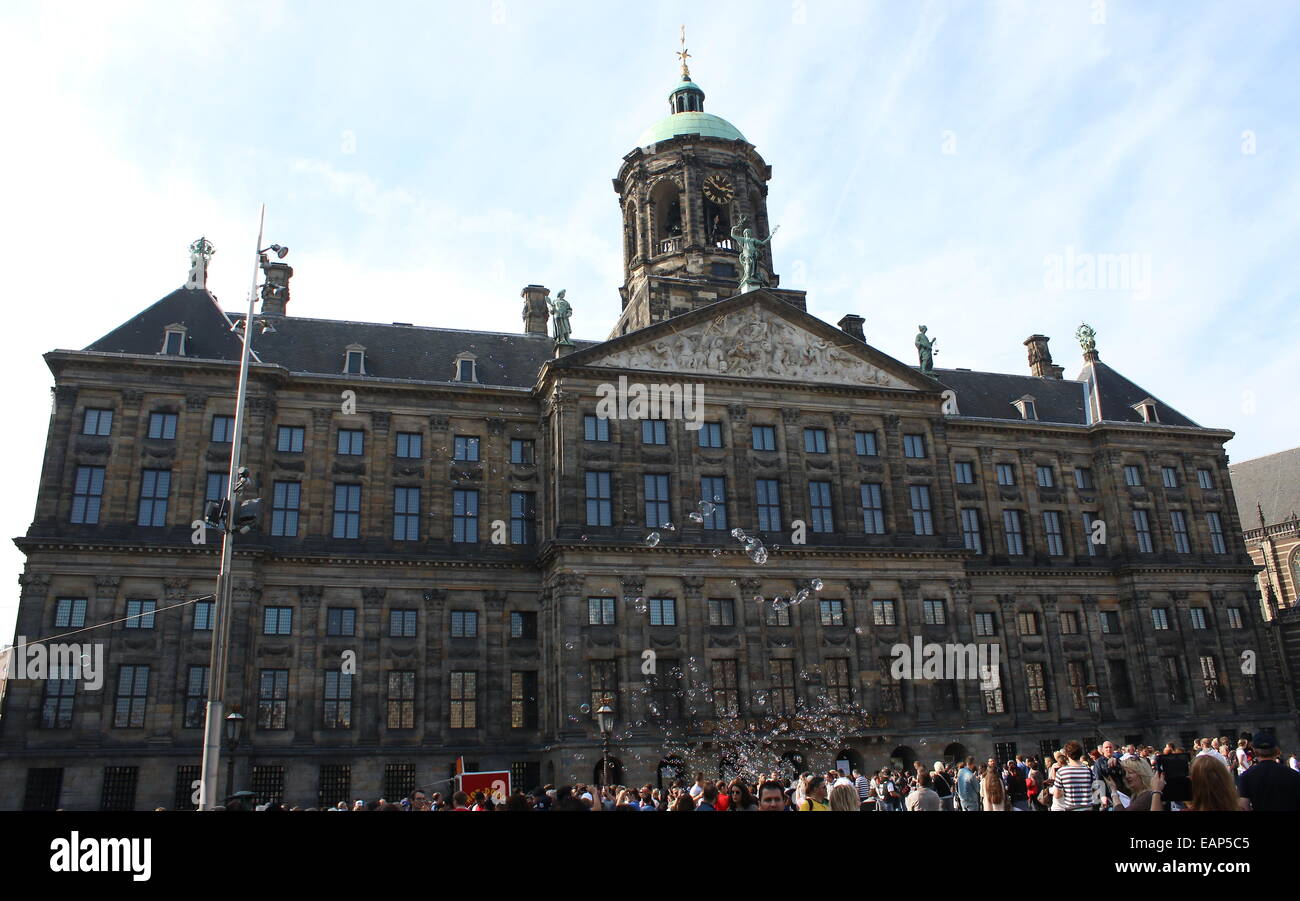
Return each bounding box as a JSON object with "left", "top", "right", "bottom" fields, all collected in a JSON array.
[{"left": 2, "top": 59, "right": 1294, "bottom": 810}]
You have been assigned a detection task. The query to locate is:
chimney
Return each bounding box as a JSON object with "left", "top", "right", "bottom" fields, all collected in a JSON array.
[
  {"left": 260, "top": 261, "right": 293, "bottom": 316},
  {"left": 522, "top": 284, "right": 550, "bottom": 336},
  {"left": 1024, "top": 334, "right": 1063, "bottom": 379},
  {"left": 837, "top": 314, "right": 866, "bottom": 342}
]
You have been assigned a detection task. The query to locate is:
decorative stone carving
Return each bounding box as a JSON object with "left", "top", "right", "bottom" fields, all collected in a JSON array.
[
  {"left": 485, "top": 591, "right": 507, "bottom": 609},
  {"left": 361, "top": 587, "right": 386, "bottom": 606},
  {"left": 847, "top": 579, "right": 872, "bottom": 598},
  {"left": 311, "top": 408, "right": 333, "bottom": 428},
  {"left": 185, "top": 393, "right": 208, "bottom": 412},
  {"left": 592, "top": 307, "right": 911, "bottom": 387},
  {"left": 833, "top": 412, "right": 851, "bottom": 427},
  {"left": 164, "top": 577, "right": 191, "bottom": 600},
  {"left": 53, "top": 385, "right": 79, "bottom": 408},
  {"left": 739, "top": 578, "right": 762, "bottom": 594},
  {"left": 19, "top": 572, "right": 51, "bottom": 598},
  {"left": 298, "top": 585, "right": 323, "bottom": 605},
  {"left": 727, "top": 404, "right": 747, "bottom": 420},
  {"left": 122, "top": 390, "right": 144, "bottom": 407},
  {"left": 681, "top": 576, "right": 705, "bottom": 596},
  {"left": 74, "top": 437, "right": 111, "bottom": 456},
  {"left": 487, "top": 418, "right": 506, "bottom": 436},
  {"left": 392, "top": 464, "right": 424, "bottom": 478},
  {"left": 429, "top": 415, "right": 449, "bottom": 431},
  {"left": 274, "top": 458, "right": 306, "bottom": 472},
  {"left": 780, "top": 408, "right": 801, "bottom": 423},
  {"left": 333, "top": 461, "right": 365, "bottom": 475},
  {"left": 422, "top": 588, "right": 447, "bottom": 604}
]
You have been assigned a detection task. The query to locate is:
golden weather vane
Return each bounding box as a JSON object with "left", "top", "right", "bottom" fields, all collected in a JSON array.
[{"left": 677, "top": 24, "right": 692, "bottom": 78}]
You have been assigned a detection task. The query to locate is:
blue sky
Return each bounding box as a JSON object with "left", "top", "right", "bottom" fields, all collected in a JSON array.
[{"left": 1, "top": 0, "right": 1297, "bottom": 635}]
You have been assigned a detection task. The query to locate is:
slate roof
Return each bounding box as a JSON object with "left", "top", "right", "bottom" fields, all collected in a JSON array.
[
  {"left": 929, "top": 368, "right": 1089, "bottom": 425},
  {"left": 1077, "top": 359, "right": 1200, "bottom": 428},
  {"left": 84, "top": 287, "right": 246, "bottom": 362},
  {"left": 1229, "top": 447, "right": 1300, "bottom": 528}
]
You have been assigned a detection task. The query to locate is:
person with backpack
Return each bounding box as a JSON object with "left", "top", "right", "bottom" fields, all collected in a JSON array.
[
  {"left": 798, "top": 775, "right": 830, "bottom": 811},
  {"left": 874, "top": 769, "right": 901, "bottom": 811}
]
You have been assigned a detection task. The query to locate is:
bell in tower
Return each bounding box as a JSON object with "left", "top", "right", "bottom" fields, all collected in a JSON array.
[{"left": 610, "top": 30, "right": 805, "bottom": 338}]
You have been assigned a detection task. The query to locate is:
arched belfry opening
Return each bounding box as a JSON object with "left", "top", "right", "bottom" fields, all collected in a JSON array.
[{"left": 650, "top": 179, "right": 683, "bottom": 254}]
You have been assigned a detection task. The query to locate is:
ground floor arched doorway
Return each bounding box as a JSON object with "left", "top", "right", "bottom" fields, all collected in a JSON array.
[
  {"left": 890, "top": 745, "right": 918, "bottom": 771},
  {"left": 593, "top": 757, "right": 624, "bottom": 788},
  {"left": 834, "top": 748, "right": 864, "bottom": 776},
  {"left": 943, "top": 742, "right": 968, "bottom": 765},
  {"left": 656, "top": 756, "right": 685, "bottom": 790}
]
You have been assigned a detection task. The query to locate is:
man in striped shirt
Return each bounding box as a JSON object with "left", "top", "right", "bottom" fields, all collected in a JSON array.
[
  {"left": 1052, "top": 741, "right": 1096, "bottom": 810},
  {"left": 853, "top": 769, "right": 873, "bottom": 811}
]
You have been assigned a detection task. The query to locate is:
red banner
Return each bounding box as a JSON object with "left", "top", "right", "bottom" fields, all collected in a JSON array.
[{"left": 457, "top": 770, "right": 510, "bottom": 804}]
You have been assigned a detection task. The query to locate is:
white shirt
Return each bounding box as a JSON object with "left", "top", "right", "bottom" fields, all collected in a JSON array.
[
  {"left": 689, "top": 784, "right": 704, "bottom": 798},
  {"left": 1198, "top": 748, "right": 1230, "bottom": 768},
  {"left": 1236, "top": 748, "right": 1251, "bottom": 769}
]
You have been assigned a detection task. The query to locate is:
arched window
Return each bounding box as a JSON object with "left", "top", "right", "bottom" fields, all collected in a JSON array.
[
  {"left": 343, "top": 344, "right": 366, "bottom": 375},
  {"left": 650, "top": 179, "right": 682, "bottom": 252},
  {"left": 454, "top": 352, "right": 478, "bottom": 382},
  {"left": 161, "top": 323, "right": 187, "bottom": 356}
]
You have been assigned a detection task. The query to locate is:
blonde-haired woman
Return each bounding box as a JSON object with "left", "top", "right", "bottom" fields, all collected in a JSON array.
[
  {"left": 1118, "top": 756, "right": 1163, "bottom": 811},
  {"left": 828, "top": 782, "right": 859, "bottom": 811}
]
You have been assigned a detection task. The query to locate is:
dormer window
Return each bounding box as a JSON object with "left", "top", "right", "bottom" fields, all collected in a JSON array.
[
  {"left": 1013, "top": 395, "right": 1038, "bottom": 421},
  {"left": 161, "top": 324, "right": 187, "bottom": 356},
  {"left": 454, "top": 353, "right": 478, "bottom": 383},
  {"left": 1133, "top": 399, "right": 1159, "bottom": 423},
  {"left": 344, "top": 344, "right": 366, "bottom": 376}
]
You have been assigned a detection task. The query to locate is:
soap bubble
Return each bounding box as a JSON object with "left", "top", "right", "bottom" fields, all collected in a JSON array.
[
  {"left": 645, "top": 531, "right": 661, "bottom": 547},
  {"left": 854, "top": 627, "right": 863, "bottom": 635},
  {"left": 661, "top": 522, "right": 675, "bottom": 531},
  {"left": 710, "top": 548, "right": 723, "bottom": 558},
  {"left": 564, "top": 642, "right": 575, "bottom": 650},
  {"left": 730, "top": 528, "right": 746, "bottom": 540},
  {"left": 712, "top": 495, "right": 722, "bottom": 503},
  {"left": 753, "top": 595, "right": 765, "bottom": 604},
  {"left": 698, "top": 501, "right": 716, "bottom": 516},
  {"left": 811, "top": 578, "right": 824, "bottom": 591},
  {"left": 688, "top": 512, "right": 704, "bottom": 523},
  {"left": 579, "top": 703, "right": 590, "bottom": 714},
  {"left": 773, "top": 598, "right": 789, "bottom": 611},
  {"left": 580, "top": 535, "right": 588, "bottom": 541},
  {"left": 748, "top": 544, "right": 769, "bottom": 565},
  {"left": 792, "top": 588, "right": 810, "bottom": 605}
]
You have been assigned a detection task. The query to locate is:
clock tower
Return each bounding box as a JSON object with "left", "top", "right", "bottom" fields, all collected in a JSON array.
[{"left": 611, "top": 40, "right": 804, "bottom": 337}]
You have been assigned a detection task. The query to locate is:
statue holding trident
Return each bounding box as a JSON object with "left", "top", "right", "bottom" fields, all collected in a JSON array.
[
  {"left": 548, "top": 289, "right": 573, "bottom": 347},
  {"left": 915, "top": 325, "right": 938, "bottom": 373},
  {"left": 730, "top": 215, "right": 779, "bottom": 294}
]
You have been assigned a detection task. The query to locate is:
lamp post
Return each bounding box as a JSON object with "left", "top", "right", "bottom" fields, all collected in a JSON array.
[
  {"left": 223, "top": 711, "right": 244, "bottom": 801},
  {"left": 197, "top": 205, "right": 287, "bottom": 810},
  {"left": 596, "top": 698, "right": 614, "bottom": 790}
]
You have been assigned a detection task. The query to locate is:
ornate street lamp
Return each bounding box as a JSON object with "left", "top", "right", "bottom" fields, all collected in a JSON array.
[
  {"left": 596, "top": 698, "right": 614, "bottom": 789},
  {"left": 1085, "top": 685, "right": 1102, "bottom": 719},
  {"left": 223, "top": 711, "right": 245, "bottom": 801}
]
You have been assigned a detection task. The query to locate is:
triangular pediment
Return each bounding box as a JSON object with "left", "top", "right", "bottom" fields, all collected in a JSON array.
[{"left": 557, "top": 291, "right": 938, "bottom": 392}]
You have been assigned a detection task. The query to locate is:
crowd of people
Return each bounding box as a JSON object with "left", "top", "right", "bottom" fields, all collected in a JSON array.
[{"left": 220, "top": 731, "right": 1299, "bottom": 812}]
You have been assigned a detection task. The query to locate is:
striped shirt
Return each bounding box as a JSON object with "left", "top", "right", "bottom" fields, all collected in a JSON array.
[
  {"left": 856, "top": 776, "right": 872, "bottom": 801},
  {"left": 1054, "top": 764, "right": 1094, "bottom": 809}
]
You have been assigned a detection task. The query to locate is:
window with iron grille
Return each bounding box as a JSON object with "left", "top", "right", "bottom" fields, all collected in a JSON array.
[
  {"left": 453, "top": 435, "right": 480, "bottom": 461},
  {"left": 860, "top": 482, "right": 885, "bottom": 534},
  {"left": 394, "top": 486, "right": 421, "bottom": 541},
  {"left": 113, "top": 665, "right": 149, "bottom": 728},
  {"left": 183, "top": 665, "right": 208, "bottom": 728},
  {"left": 450, "top": 672, "right": 477, "bottom": 728},
  {"left": 584, "top": 415, "right": 609, "bottom": 442},
  {"left": 1018, "top": 611, "right": 1039, "bottom": 635},
  {"left": 326, "top": 607, "right": 356, "bottom": 637},
  {"left": 387, "top": 671, "right": 416, "bottom": 729},
  {"left": 55, "top": 598, "right": 87, "bottom": 628},
  {"left": 510, "top": 438, "right": 535, "bottom": 464},
  {"left": 100, "top": 766, "right": 139, "bottom": 811},
  {"left": 124, "top": 598, "right": 156, "bottom": 630},
  {"left": 711, "top": 660, "right": 739, "bottom": 716},
  {"left": 174, "top": 765, "right": 200, "bottom": 810},
  {"left": 649, "top": 598, "right": 677, "bottom": 627},
  {"left": 644, "top": 474, "right": 670, "bottom": 528},
  {"left": 450, "top": 610, "right": 478, "bottom": 638},
  {"left": 698, "top": 422, "right": 723, "bottom": 448},
  {"left": 83, "top": 408, "right": 113, "bottom": 436},
  {"left": 756, "top": 479, "right": 781, "bottom": 532},
  {"left": 855, "top": 431, "right": 879, "bottom": 456},
  {"left": 707, "top": 598, "right": 735, "bottom": 626},
  {"left": 510, "top": 491, "right": 536, "bottom": 544},
  {"left": 71, "top": 465, "right": 105, "bottom": 524},
  {"left": 751, "top": 425, "right": 776, "bottom": 451},
  {"left": 809, "top": 481, "right": 834, "bottom": 533},
  {"left": 205, "top": 471, "right": 229, "bottom": 504},
  {"left": 1036, "top": 465, "right": 1055, "bottom": 488},
  {"left": 1206, "top": 512, "right": 1226, "bottom": 554},
  {"left": 587, "top": 597, "right": 615, "bottom": 626},
  {"left": 1100, "top": 610, "right": 1121, "bottom": 634},
  {"left": 1003, "top": 510, "right": 1025, "bottom": 555},
  {"left": 23, "top": 769, "right": 62, "bottom": 810},
  {"left": 1189, "top": 608, "right": 1207, "bottom": 630},
  {"left": 41, "top": 679, "right": 75, "bottom": 729},
  {"left": 1163, "top": 657, "right": 1186, "bottom": 704},
  {"left": 872, "top": 600, "right": 896, "bottom": 626},
  {"left": 1067, "top": 661, "right": 1087, "bottom": 710},
  {"left": 766, "top": 600, "right": 791, "bottom": 626},
  {"left": 996, "top": 463, "right": 1016, "bottom": 486},
  {"left": 394, "top": 431, "right": 422, "bottom": 458},
  {"left": 1025, "top": 663, "right": 1049, "bottom": 711},
  {"left": 820, "top": 599, "right": 845, "bottom": 626},
  {"left": 1161, "top": 466, "right": 1179, "bottom": 489},
  {"left": 903, "top": 434, "right": 926, "bottom": 458},
  {"left": 510, "top": 611, "right": 537, "bottom": 639},
  {"left": 974, "top": 612, "right": 996, "bottom": 636},
  {"left": 910, "top": 485, "right": 934, "bottom": 535},
  {"left": 277, "top": 425, "right": 305, "bottom": 453},
  {"left": 1038, "top": 739, "right": 1059, "bottom": 763},
  {"left": 699, "top": 477, "right": 727, "bottom": 530},
  {"left": 1151, "top": 608, "right": 1170, "bottom": 631},
  {"left": 323, "top": 672, "right": 353, "bottom": 729},
  {"left": 1197, "top": 468, "right": 1214, "bottom": 489},
  {"left": 318, "top": 765, "right": 351, "bottom": 809},
  {"left": 258, "top": 669, "right": 289, "bottom": 729},
  {"left": 337, "top": 429, "right": 364, "bottom": 456},
  {"left": 1124, "top": 465, "right": 1142, "bottom": 486},
  {"left": 960, "top": 508, "right": 982, "bottom": 553},
  {"left": 137, "top": 469, "right": 171, "bottom": 526},
  {"left": 923, "top": 599, "right": 946, "bottom": 625},
  {"left": 803, "top": 428, "right": 828, "bottom": 453},
  {"left": 252, "top": 766, "right": 285, "bottom": 806},
  {"left": 512, "top": 762, "right": 541, "bottom": 793},
  {"left": 825, "top": 658, "right": 851, "bottom": 706},
  {"left": 453, "top": 489, "right": 479, "bottom": 543},
  {"left": 333, "top": 483, "right": 362, "bottom": 539},
  {"left": 878, "top": 657, "right": 902, "bottom": 712},
  {"left": 589, "top": 660, "right": 618, "bottom": 720},
  {"left": 384, "top": 763, "right": 416, "bottom": 801},
  {"left": 148, "top": 412, "right": 178, "bottom": 440},
  {"left": 1059, "top": 610, "right": 1080, "bottom": 634},
  {"left": 770, "top": 659, "right": 798, "bottom": 713},
  {"left": 270, "top": 481, "right": 300, "bottom": 537},
  {"left": 640, "top": 419, "right": 669, "bottom": 445},
  {"left": 1170, "top": 510, "right": 1190, "bottom": 553},
  {"left": 389, "top": 608, "right": 417, "bottom": 638},
  {"left": 1200, "top": 657, "right": 1221, "bottom": 702},
  {"left": 585, "top": 471, "right": 612, "bottom": 526},
  {"left": 954, "top": 461, "right": 974, "bottom": 484},
  {"left": 983, "top": 684, "right": 1005, "bottom": 714},
  {"left": 1226, "top": 607, "right": 1244, "bottom": 630},
  {"left": 511, "top": 671, "right": 538, "bottom": 729},
  {"left": 994, "top": 742, "right": 1018, "bottom": 766},
  {"left": 1043, "top": 511, "right": 1065, "bottom": 556},
  {"left": 263, "top": 606, "right": 292, "bottom": 635},
  {"left": 1074, "top": 467, "right": 1094, "bottom": 490}
]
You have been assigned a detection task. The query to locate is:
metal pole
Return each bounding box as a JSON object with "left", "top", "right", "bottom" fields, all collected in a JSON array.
[{"left": 198, "top": 204, "right": 265, "bottom": 810}]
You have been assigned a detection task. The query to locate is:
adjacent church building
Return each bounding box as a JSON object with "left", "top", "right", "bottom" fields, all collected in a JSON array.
[{"left": 2, "top": 57, "right": 1291, "bottom": 810}]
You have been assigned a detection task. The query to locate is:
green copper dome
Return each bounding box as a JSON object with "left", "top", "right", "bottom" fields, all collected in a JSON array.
[{"left": 637, "top": 111, "right": 747, "bottom": 148}]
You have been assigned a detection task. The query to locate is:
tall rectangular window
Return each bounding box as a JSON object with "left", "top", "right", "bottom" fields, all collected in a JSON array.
[
  {"left": 585, "top": 471, "right": 612, "bottom": 526},
  {"left": 872, "top": 600, "right": 897, "bottom": 626},
  {"left": 766, "top": 601, "right": 791, "bottom": 627},
  {"left": 389, "top": 609, "right": 417, "bottom": 638},
  {"left": 395, "top": 432, "right": 422, "bottom": 458},
  {"left": 453, "top": 435, "right": 480, "bottom": 461},
  {"left": 318, "top": 765, "right": 351, "bottom": 810},
  {"left": 650, "top": 659, "right": 683, "bottom": 719},
  {"left": 909, "top": 485, "right": 934, "bottom": 535},
  {"left": 147, "top": 412, "right": 177, "bottom": 440},
  {"left": 769, "top": 660, "right": 797, "bottom": 714},
  {"left": 699, "top": 477, "right": 726, "bottom": 530},
  {"left": 1109, "top": 659, "right": 1134, "bottom": 707},
  {"left": 1003, "top": 510, "right": 1025, "bottom": 555},
  {"left": 1099, "top": 610, "right": 1121, "bottom": 634},
  {"left": 41, "top": 679, "right": 76, "bottom": 728},
  {"left": 450, "top": 610, "right": 479, "bottom": 638},
  {"left": 1197, "top": 469, "right": 1214, "bottom": 490},
  {"left": 210, "top": 415, "right": 234, "bottom": 443},
  {"left": 1189, "top": 608, "right": 1207, "bottom": 630},
  {"left": 587, "top": 596, "right": 615, "bottom": 626},
  {"left": 1036, "top": 465, "right": 1055, "bottom": 488},
  {"left": 124, "top": 599, "right": 156, "bottom": 630},
  {"left": 590, "top": 661, "right": 618, "bottom": 720},
  {"left": 511, "top": 671, "right": 538, "bottom": 729},
  {"left": 193, "top": 601, "right": 213, "bottom": 631},
  {"left": 1059, "top": 611, "right": 1080, "bottom": 634},
  {"left": 1170, "top": 510, "right": 1190, "bottom": 553},
  {"left": 974, "top": 612, "right": 997, "bottom": 636},
  {"left": 82, "top": 408, "right": 113, "bottom": 436},
  {"left": 819, "top": 599, "right": 845, "bottom": 626},
  {"left": 751, "top": 425, "right": 776, "bottom": 451},
  {"left": 1206, "top": 512, "right": 1226, "bottom": 554},
  {"left": 113, "top": 665, "right": 150, "bottom": 728},
  {"left": 453, "top": 489, "right": 479, "bottom": 543},
  {"left": 803, "top": 428, "right": 828, "bottom": 453},
  {"left": 393, "top": 486, "right": 421, "bottom": 541},
  {"left": 1017, "top": 611, "right": 1040, "bottom": 635},
  {"left": 71, "top": 466, "right": 105, "bottom": 524},
  {"left": 54, "top": 598, "right": 87, "bottom": 628},
  {"left": 183, "top": 665, "right": 209, "bottom": 728},
  {"left": 1026, "top": 663, "right": 1049, "bottom": 712},
  {"left": 205, "top": 471, "right": 229, "bottom": 504},
  {"left": 337, "top": 429, "right": 364, "bottom": 456},
  {"left": 1151, "top": 608, "right": 1170, "bottom": 631},
  {"left": 1074, "top": 467, "right": 1095, "bottom": 490},
  {"left": 251, "top": 767, "right": 286, "bottom": 808},
  {"left": 510, "top": 438, "right": 535, "bottom": 464},
  {"left": 641, "top": 420, "right": 668, "bottom": 445},
  {"left": 961, "top": 508, "right": 983, "bottom": 553},
  {"left": 510, "top": 491, "right": 535, "bottom": 544},
  {"left": 711, "top": 660, "right": 739, "bottom": 716},
  {"left": 996, "top": 463, "right": 1016, "bottom": 486},
  {"left": 333, "top": 483, "right": 361, "bottom": 539},
  {"left": 923, "top": 599, "right": 946, "bottom": 625},
  {"left": 276, "top": 425, "right": 305, "bottom": 453},
  {"left": 903, "top": 434, "right": 926, "bottom": 458},
  {"left": 1161, "top": 466, "right": 1179, "bottom": 489},
  {"left": 1043, "top": 510, "right": 1065, "bottom": 556},
  {"left": 386, "top": 671, "right": 416, "bottom": 729},
  {"left": 326, "top": 607, "right": 356, "bottom": 637},
  {"left": 707, "top": 597, "right": 735, "bottom": 626},
  {"left": 1199, "top": 657, "right": 1221, "bottom": 702},
  {"left": 1083, "top": 512, "right": 1101, "bottom": 556},
  {"left": 263, "top": 607, "right": 292, "bottom": 635},
  {"left": 854, "top": 431, "right": 878, "bottom": 456},
  {"left": 861, "top": 483, "right": 885, "bottom": 534},
  {"left": 756, "top": 478, "right": 781, "bottom": 532},
  {"left": 1133, "top": 509, "right": 1153, "bottom": 553},
  {"left": 271, "top": 481, "right": 300, "bottom": 537},
  {"left": 954, "top": 461, "right": 974, "bottom": 484},
  {"left": 1226, "top": 607, "right": 1244, "bottom": 630},
  {"left": 649, "top": 597, "right": 677, "bottom": 626},
  {"left": 323, "top": 672, "right": 353, "bottom": 729},
  {"left": 136, "top": 469, "right": 171, "bottom": 527},
  {"left": 257, "top": 669, "right": 289, "bottom": 729},
  {"left": 510, "top": 611, "right": 537, "bottom": 639},
  {"left": 878, "top": 657, "right": 902, "bottom": 712},
  {"left": 824, "top": 658, "right": 851, "bottom": 706},
  {"left": 644, "top": 474, "right": 670, "bottom": 529},
  {"left": 1163, "top": 657, "right": 1185, "bottom": 704},
  {"left": 809, "top": 481, "right": 833, "bottom": 533},
  {"left": 583, "top": 415, "right": 609, "bottom": 442},
  {"left": 697, "top": 422, "right": 723, "bottom": 448},
  {"left": 1124, "top": 465, "right": 1142, "bottom": 486},
  {"left": 1068, "top": 662, "right": 1087, "bottom": 710}
]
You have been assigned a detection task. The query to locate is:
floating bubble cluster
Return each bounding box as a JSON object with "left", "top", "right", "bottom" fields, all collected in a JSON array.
[{"left": 644, "top": 531, "right": 661, "bottom": 547}]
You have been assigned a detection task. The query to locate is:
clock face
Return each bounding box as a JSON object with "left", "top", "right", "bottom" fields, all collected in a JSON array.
[{"left": 703, "top": 174, "right": 735, "bottom": 205}]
